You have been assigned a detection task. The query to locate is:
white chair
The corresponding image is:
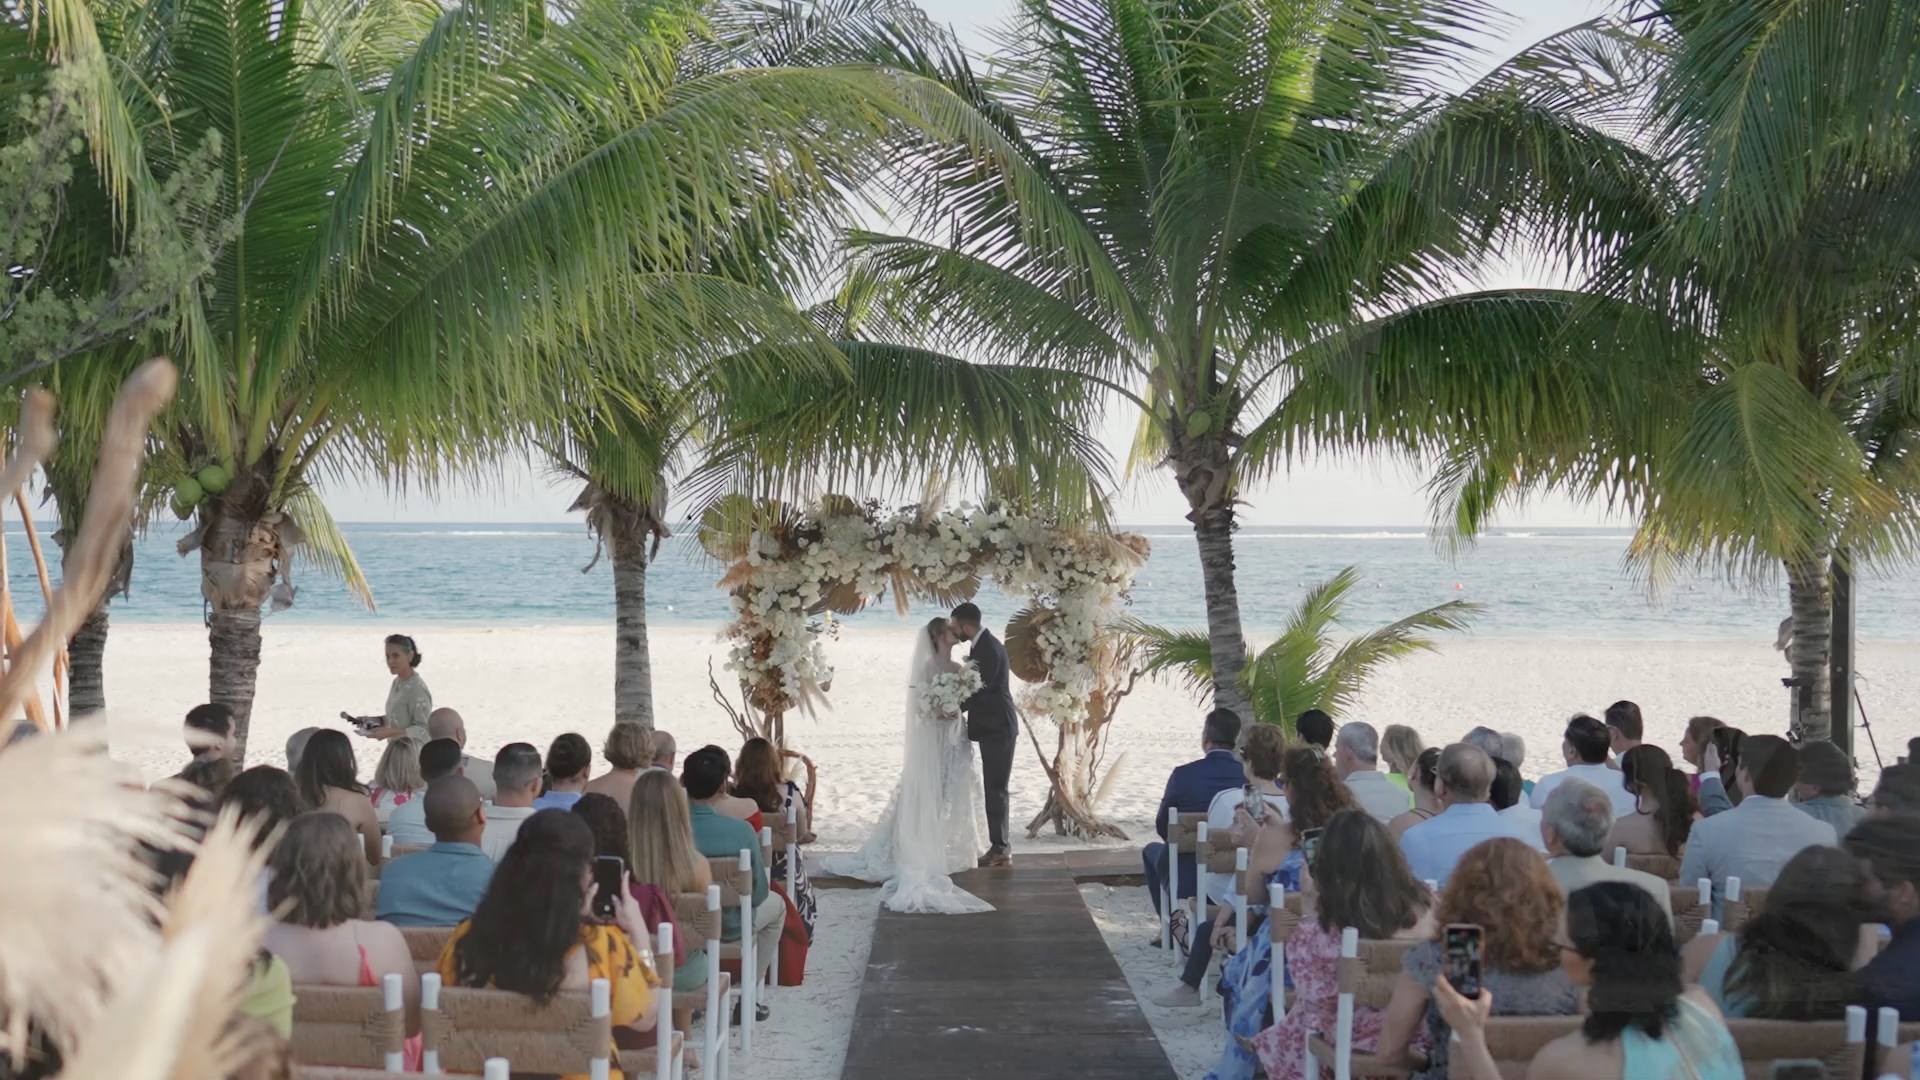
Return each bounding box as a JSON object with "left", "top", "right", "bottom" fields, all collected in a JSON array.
[
  {"left": 761, "top": 825, "right": 779, "bottom": 992},
  {"left": 654, "top": 923, "right": 681, "bottom": 1080}
]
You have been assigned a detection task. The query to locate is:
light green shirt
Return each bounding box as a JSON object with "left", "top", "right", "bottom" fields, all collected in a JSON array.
[{"left": 385, "top": 673, "right": 432, "bottom": 743}]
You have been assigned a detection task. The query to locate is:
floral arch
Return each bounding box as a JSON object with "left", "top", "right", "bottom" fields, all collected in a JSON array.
[{"left": 699, "top": 495, "right": 1150, "bottom": 838}]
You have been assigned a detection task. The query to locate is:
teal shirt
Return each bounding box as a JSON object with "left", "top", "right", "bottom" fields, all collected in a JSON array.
[
  {"left": 375, "top": 842, "right": 495, "bottom": 927},
  {"left": 1619, "top": 995, "right": 1743, "bottom": 1080},
  {"left": 689, "top": 803, "right": 768, "bottom": 941}
]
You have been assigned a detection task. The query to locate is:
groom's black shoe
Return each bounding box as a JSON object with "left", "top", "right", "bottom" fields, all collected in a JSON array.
[{"left": 980, "top": 845, "right": 1012, "bottom": 868}]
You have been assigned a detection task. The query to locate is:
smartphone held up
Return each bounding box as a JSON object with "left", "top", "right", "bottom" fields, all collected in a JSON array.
[
  {"left": 592, "top": 855, "right": 625, "bottom": 922},
  {"left": 1444, "top": 923, "right": 1484, "bottom": 1000}
]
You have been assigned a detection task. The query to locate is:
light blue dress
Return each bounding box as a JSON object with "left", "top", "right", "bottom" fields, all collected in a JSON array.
[
  {"left": 1204, "top": 849, "right": 1306, "bottom": 1080},
  {"left": 1619, "top": 995, "right": 1744, "bottom": 1080},
  {"left": 1695, "top": 935, "right": 1752, "bottom": 1018}
]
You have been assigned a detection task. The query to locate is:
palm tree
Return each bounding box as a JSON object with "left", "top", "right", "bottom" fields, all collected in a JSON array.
[
  {"left": 1128, "top": 567, "right": 1479, "bottom": 734},
  {"left": 808, "top": 0, "right": 1659, "bottom": 718},
  {"left": 21, "top": 0, "right": 1063, "bottom": 761},
  {"left": 1268, "top": 1, "right": 1920, "bottom": 742}
]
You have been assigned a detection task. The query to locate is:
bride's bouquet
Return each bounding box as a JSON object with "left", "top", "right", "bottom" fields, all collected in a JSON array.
[{"left": 922, "top": 662, "right": 983, "bottom": 721}]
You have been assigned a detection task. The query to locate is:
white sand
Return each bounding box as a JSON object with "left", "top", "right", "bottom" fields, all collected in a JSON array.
[
  {"left": 90, "top": 622, "right": 1920, "bottom": 1078},
  {"left": 1082, "top": 883, "right": 1222, "bottom": 1079}
]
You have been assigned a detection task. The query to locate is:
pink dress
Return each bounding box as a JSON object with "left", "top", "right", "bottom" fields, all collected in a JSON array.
[{"left": 1252, "top": 920, "right": 1394, "bottom": 1080}]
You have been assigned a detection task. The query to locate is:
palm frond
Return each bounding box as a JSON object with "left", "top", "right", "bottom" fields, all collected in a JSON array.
[{"left": 282, "top": 487, "right": 372, "bottom": 608}]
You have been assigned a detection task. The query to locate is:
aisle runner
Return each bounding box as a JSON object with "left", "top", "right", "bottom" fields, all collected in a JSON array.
[{"left": 838, "top": 857, "right": 1176, "bottom": 1080}]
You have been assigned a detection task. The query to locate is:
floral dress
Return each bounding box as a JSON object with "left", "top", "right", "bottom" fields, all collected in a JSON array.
[
  {"left": 1251, "top": 919, "right": 1425, "bottom": 1080},
  {"left": 1204, "top": 848, "right": 1305, "bottom": 1080},
  {"left": 769, "top": 781, "right": 818, "bottom": 941}
]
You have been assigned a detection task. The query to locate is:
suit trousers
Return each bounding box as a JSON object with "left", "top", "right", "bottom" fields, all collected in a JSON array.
[{"left": 978, "top": 728, "right": 1016, "bottom": 850}]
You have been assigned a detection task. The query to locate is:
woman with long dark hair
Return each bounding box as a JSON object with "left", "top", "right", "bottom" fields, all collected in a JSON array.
[
  {"left": 1607, "top": 745, "right": 1695, "bottom": 859},
  {"left": 1682, "top": 845, "right": 1874, "bottom": 1018},
  {"left": 292, "top": 729, "right": 381, "bottom": 864},
  {"left": 732, "top": 737, "right": 817, "bottom": 942},
  {"left": 437, "top": 809, "right": 659, "bottom": 1080},
  {"left": 1251, "top": 810, "right": 1434, "bottom": 1079},
  {"left": 1436, "top": 882, "right": 1742, "bottom": 1079}
]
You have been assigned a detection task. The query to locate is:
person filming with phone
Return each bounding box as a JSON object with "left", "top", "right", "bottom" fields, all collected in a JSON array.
[{"left": 1431, "top": 881, "right": 1744, "bottom": 1080}]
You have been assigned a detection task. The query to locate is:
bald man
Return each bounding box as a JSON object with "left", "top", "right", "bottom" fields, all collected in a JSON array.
[
  {"left": 1399, "top": 743, "right": 1546, "bottom": 885},
  {"left": 375, "top": 776, "right": 495, "bottom": 927},
  {"left": 428, "top": 707, "right": 495, "bottom": 800}
]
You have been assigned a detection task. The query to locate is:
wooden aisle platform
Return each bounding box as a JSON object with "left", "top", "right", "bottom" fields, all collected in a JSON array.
[{"left": 837, "top": 858, "right": 1176, "bottom": 1080}]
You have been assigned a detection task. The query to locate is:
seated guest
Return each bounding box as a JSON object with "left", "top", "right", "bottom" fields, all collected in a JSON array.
[
  {"left": 685, "top": 746, "right": 780, "bottom": 1012},
  {"left": 183, "top": 702, "right": 234, "bottom": 765},
  {"left": 222, "top": 765, "right": 303, "bottom": 844},
  {"left": 1399, "top": 744, "right": 1544, "bottom": 884},
  {"left": 1437, "top": 882, "right": 1742, "bottom": 1080},
  {"left": 1499, "top": 730, "right": 1531, "bottom": 794},
  {"left": 692, "top": 744, "right": 763, "bottom": 826},
  {"left": 264, "top": 814, "right": 419, "bottom": 1033},
  {"left": 628, "top": 769, "right": 713, "bottom": 1002},
  {"left": 572, "top": 793, "right": 682, "bottom": 973},
  {"left": 1251, "top": 810, "right": 1434, "bottom": 1079},
  {"left": 1542, "top": 779, "right": 1671, "bottom": 920},
  {"left": 1380, "top": 724, "right": 1425, "bottom": 793},
  {"left": 293, "top": 730, "right": 382, "bottom": 865},
  {"left": 1680, "top": 714, "right": 1727, "bottom": 796},
  {"left": 1334, "top": 721, "right": 1412, "bottom": 822},
  {"left": 1794, "top": 739, "right": 1865, "bottom": 836},
  {"left": 1870, "top": 763, "right": 1920, "bottom": 818},
  {"left": 386, "top": 737, "right": 464, "bottom": 846},
  {"left": 1387, "top": 747, "right": 1442, "bottom": 842},
  {"left": 733, "top": 736, "right": 816, "bottom": 941},
  {"left": 1605, "top": 699, "right": 1644, "bottom": 760},
  {"left": 481, "top": 742, "right": 543, "bottom": 860},
  {"left": 1491, "top": 756, "right": 1540, "bottom": 835},
  {"left": 427, "top": 707, "right": 495, "bottom": 800},
  {"left": 1143, "top": 707, "right": 1245, "bottom": 919},
  {"left": 533, "top": 732, "right": 592, "bottom": 811},
  {"left": 437, "top": 809, "right": 660, "bottom": 1078},
  {"left": 1607, "top": 745, "right": 1694, "bottom": 860},
  {"left": 650, "top": 730, "right": 678, "bottom": 773},
  {"left": 376, "top": 777, "right": 495, "bottom": 928},
  {"left": 284, "top": 726, "right": 319, "bottom": 773},
  {"left": 1845, "top": 814, "right": 1920, "bottom": 1019},
  {"left": 1530, "top": 714, "right": 1637, "bottom": 817},
  {"left": 1152, "top": 722, "right": 1287, "bottom": 1008},
  {"left": 1295, "top": 709, "right": 1333, "bottom": 752},
  {"left": 368, "top": 737, "right": 424, "bottom": 824},
  {"left": 1695, "top": 723, "right": 1749, "bottom": 814},
  {"left": 1679, "top": 735, "right": 1836, "bottom": 905},
  {"left": 1378, "top": 838, "right": 1578, "bottom": 1078},
  {"left": 1682, "top": 845, "right": 1874, "bottom": 1018},
  {"left": 1463, "top": 725, "right": 1506, "bottom": 763},
  {"left": 584, "top": 723, "right": 654, "bottom": 813}
]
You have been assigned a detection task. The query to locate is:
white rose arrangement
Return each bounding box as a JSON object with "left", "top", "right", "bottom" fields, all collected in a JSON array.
[{"left": 922, "top": 662, "right": 983, "bottom": 720}]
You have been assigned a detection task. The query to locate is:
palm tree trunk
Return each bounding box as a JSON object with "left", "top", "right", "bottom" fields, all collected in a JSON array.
[
  {"left": 609, "top": 522, "right": 654, "bottom": 727},
  {"left": 200, "top": 512, "right": 280, "bottom": 765},
  {"left": 1785, "top": 554, "right": 1833, "bottom": 742},
  {"left": 1173, "top": 437, "right": 1250, "bottom": 719},
  {"left": 67, "top": 600, "right": 110, "bottom": 718}
]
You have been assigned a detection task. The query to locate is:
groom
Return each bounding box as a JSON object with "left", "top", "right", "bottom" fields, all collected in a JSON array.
[{"left": 952, "top": 602, "right": 1015, "bottom": 867}]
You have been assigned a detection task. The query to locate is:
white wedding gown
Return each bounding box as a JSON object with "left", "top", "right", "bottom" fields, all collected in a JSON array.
[{"left": 820, "top": 632, "right": 993, "bottom": 914}]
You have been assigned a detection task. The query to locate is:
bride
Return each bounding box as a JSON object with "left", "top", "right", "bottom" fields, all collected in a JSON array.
[{"left": 821, "top": 616, "right": 993, "bottom": 914}]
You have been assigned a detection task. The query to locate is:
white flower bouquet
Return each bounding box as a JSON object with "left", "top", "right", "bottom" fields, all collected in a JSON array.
[{"left": 922, "top": 663, "right": 983, "bottom": 720}]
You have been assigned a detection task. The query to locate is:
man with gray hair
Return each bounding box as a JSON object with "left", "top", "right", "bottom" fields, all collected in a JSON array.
[
  {"left": 1333, "top": 722, "right": 1412, "bottom": 822},
  {"left": 1399, "top": 743, "right": 1544, "bottom": 884},
  {"left": 649, "top": 729, "right": 678, "bottom": 773},
  {"left": 1542, "top": 778, "right": 1671, "bottom": 919},
  {"left": 1463, "top": 726, "right": 1506, "bottom": 762}
]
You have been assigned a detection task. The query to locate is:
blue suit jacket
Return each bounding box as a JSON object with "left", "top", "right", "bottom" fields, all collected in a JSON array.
[{"left": 1155, "top": 749, "right": 1245, "bottom": 886}]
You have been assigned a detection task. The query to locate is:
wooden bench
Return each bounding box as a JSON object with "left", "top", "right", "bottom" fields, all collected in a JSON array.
[{"left": 289, "top": 975, "right": 405, "bottom": 1071}]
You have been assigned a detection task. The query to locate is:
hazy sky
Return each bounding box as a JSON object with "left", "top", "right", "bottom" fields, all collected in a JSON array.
[{"left": 327, "top": 0, "right": 1619, "bottom": 527}]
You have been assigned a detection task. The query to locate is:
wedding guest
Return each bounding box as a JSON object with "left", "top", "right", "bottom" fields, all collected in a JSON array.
[
  {"left": 1152, "top": 722, "right": 1287, "bottom": 1008},
  {"left": 284, "top": 727, "right": 319, "bottom": 773},
  {"left": 428, "top": 707, "right": 495, "bottom": 800},
  {"left": 1463, "top": 726, "right": 1506, "bottom": 763},
  {"left": 1386, "top": 747, "right": 1442, "bottom": 842},
  {"left": 1530, "top": 714, "right": 1637, "bottom": 817},
  {"left": 1604, "top": 699, "right": 1644, "bottom": 759},
  {"left": 1542, "top": 779, "right": 1671, "bottom": 919},
  {"left": 1334, "top": 721, "right": 1412, "bottom": 822},
  {"left": 1283, "top": 745, "right": 1359, "bottom": 836},
  {"left": 386, "top": 738, "right": 464, "bottom": 847},
  {"left": 1499, "top": 731, "right": 1531, "bottom": 794},
  {"left": 1680, "top": 736, "right": 1836, "bottom": 904},
  {"left": 1295, "top": 709, "right": 1333, "bottom": 752},
  {"left": 437, "top": 809, "right": 661, "bottom": 1076},
  {"left": 222, "top": 765, "right": 302, "bottom": 846},
  {"left": 733, "top": 736, "right": 816, "bottom": 941},
  {"left": 1679, "top": 715, "right": 1726, "bottom": 796},
  {"left": 1204, "top": 810, "right": 1301, "bottom": 1080},
  {"left": 533, "top": 733, "right": 592, "bottom": 811},
  {"left": 584, "top": 723, "right": 654, "bottom": 813},
  {"left": 1492, "top": 756, "right": 1541, "bottom": 835},
  {"left": 352, "top": 634, "right": 432, "bottom": 745},
  {"left": 1696, "top": 720, "right": 1748, "bottom": 813},
  {"left": 264, "top": 814, "right": 419, "bottom": 1037},
  {"left": 572, "top": 793, "right": 682, "bottom": 976},
  {"left": 650, "top": 730, "right": 678, "bottom": 773},
  {"left": 1251, "top": 810, "right": 1434, "bottom": 1079},
  {"left": 691, "top": 745, "right": 762, "bottom": 825},
  {"left": 685, "top": 746, "right": 780, "bottom": 1013},
  {"left": 481, "top": 742, "right": 543, "bottom": 861},
  {"left": 1793, "top": 740, "right": 1865, "bottom": 836},
  {"left": 1143, "top": 708, "right": 1244, "bottom": 918},
  {"left": 184, "top": 702, "right": 234, "bottom": 764},
  {"left": 1380, "top": 724, "right": 1425, "bottom": 794},
  {"left": 628, "top": 770, "right": 713, "bottom": 1002},
  {"left": 1845, "top": 814, "right": 1920, "bottom": 1019},
  {"left": 293, "top": 729, "right": 382, "bottom": 865},
  {"left": 1399, "top": 744, "right": 1543, "bottom": 884},
  {"left": 376, "top": 777, "right": 495, "bottom": 928},
  {"left": 1376, "top": 839, "right": 1578, "bottom": 1079},
  {"left": 1435, "top": 882, "right": 1742, "bottom": 1080},
  {"left": 1607, "top": 744, "right": 1694, "bottom": 859},
  {"left": 368, "top": 737, "right": 425, "bottom": 825},
  {"left": 1682, "top": 845, "right": 1874, "bottom": 1018},
  {"left": 1869, "top": 764, "right": 1920, "bottom": 818}
]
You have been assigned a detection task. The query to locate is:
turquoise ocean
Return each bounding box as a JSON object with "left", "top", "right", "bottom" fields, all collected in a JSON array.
[{"left": 9, "top": 522, "right": 1920, "bottom": 641}]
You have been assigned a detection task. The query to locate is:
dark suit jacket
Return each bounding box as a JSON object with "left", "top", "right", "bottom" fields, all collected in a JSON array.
[
  {"left": 1153, "top": 749, "right": 1246, "bottom": 894},
  {"left": 963, "top": 629, "right": 1017, "bottom": 741}
]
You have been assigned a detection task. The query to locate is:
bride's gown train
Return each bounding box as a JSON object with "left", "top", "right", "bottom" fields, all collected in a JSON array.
[{"left": 820, "top": 634, "right": 993, "bottom": 914}]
